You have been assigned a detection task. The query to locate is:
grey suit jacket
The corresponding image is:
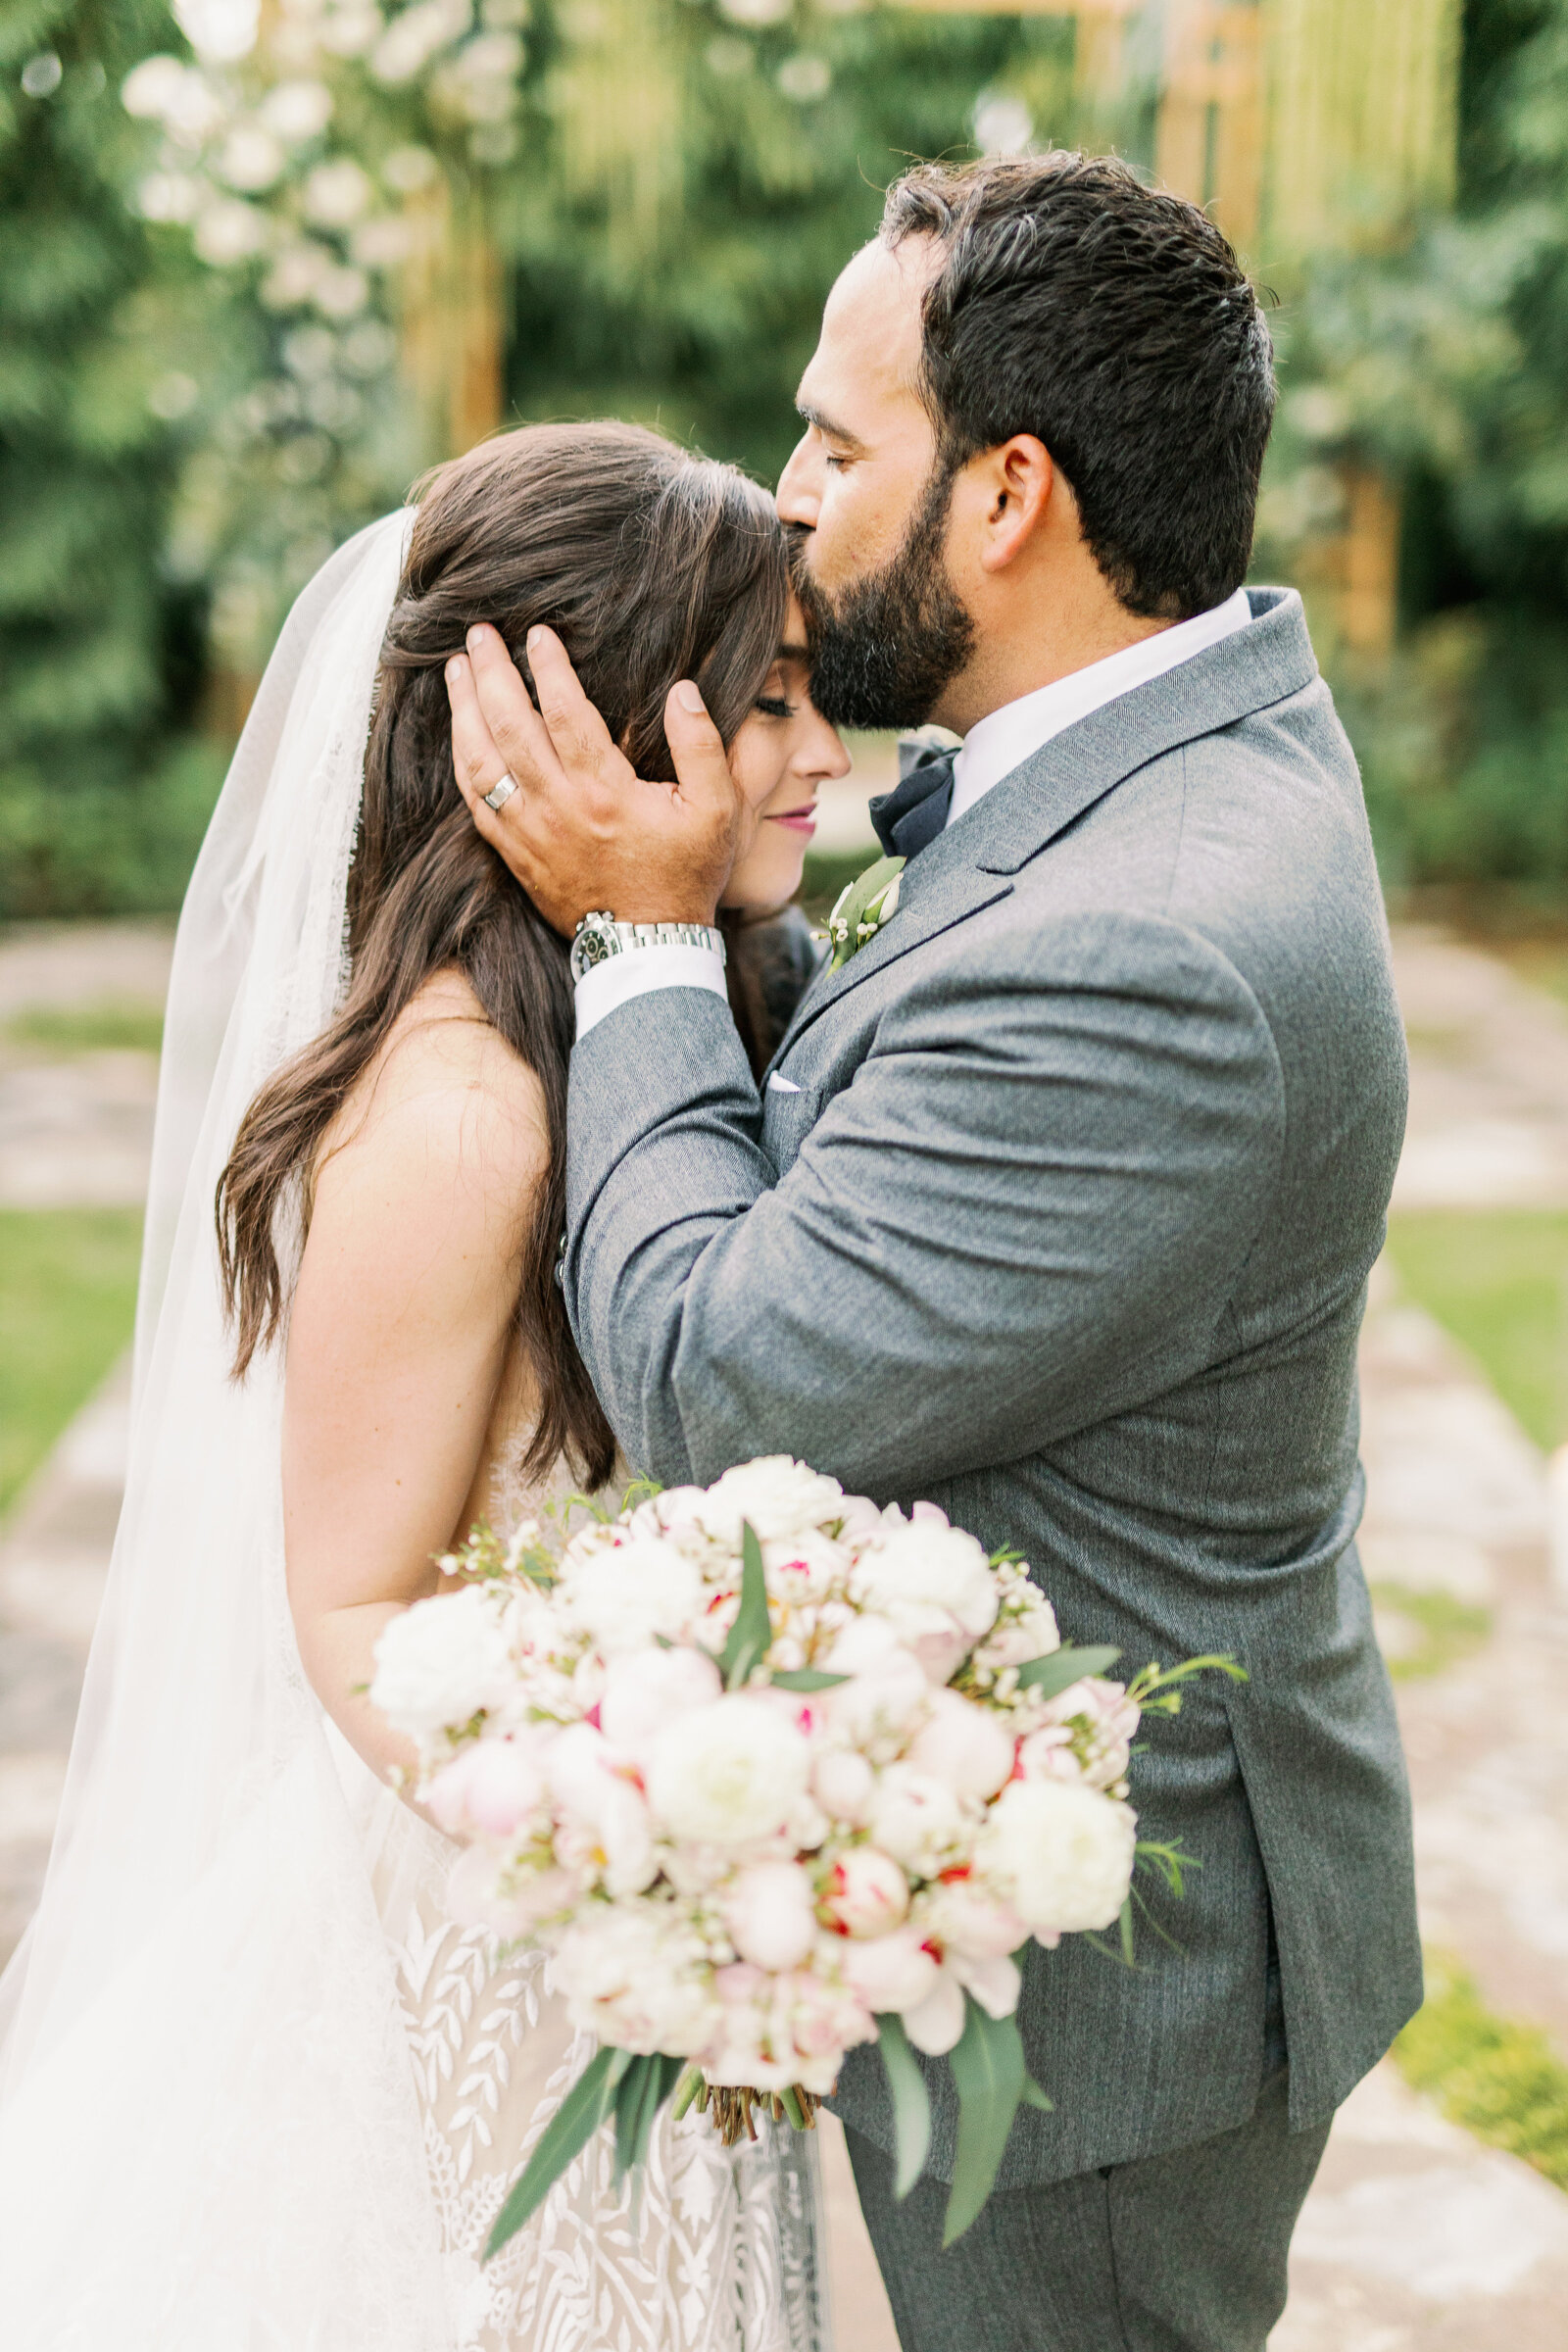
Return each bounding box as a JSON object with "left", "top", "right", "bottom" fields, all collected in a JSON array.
[{"left": 563, "top": 587, "right": 1422, "bottom": 2185}]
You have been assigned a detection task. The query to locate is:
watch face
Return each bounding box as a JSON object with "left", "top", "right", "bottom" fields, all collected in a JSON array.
[{"left": 577, "top": 929, "right": 614, "bottom": 967}]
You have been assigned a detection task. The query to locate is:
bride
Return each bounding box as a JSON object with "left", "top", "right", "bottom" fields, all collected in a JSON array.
[{"left": 0, "top": 421, "right": 849, "bottom": 2349}]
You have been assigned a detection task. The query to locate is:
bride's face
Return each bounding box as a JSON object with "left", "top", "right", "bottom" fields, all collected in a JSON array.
[{"left": 721, "top": 597, "right": 851, "bottom": 914}]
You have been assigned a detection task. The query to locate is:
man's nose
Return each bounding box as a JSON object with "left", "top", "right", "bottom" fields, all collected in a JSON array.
[{"left": 775, "top": 432, "right": 821, "bottom": 528}]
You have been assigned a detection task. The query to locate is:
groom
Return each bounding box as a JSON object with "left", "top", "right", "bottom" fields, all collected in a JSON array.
[{"left": 448, "top": 153, "right": 1421, "bottom": 2349}]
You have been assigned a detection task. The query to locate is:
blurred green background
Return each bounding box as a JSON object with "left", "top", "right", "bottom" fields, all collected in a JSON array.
[
  {"left": 10, "top": 0, "right": 1568, "bottom": 926},
  {"left": 7, "top": 0, "right": 1568, "bottom": 1493}
]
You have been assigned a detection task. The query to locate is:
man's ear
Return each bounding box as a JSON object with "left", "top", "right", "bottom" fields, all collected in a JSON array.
[{"left": 977, "top": 435, "right": 1054, "bottom": 574}]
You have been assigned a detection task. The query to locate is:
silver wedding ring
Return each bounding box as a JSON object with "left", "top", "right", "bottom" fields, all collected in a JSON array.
[{"left": 482, "top": 772, "right": 518, "bottom": 812}]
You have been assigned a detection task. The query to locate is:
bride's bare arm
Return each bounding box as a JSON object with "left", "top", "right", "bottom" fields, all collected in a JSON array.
[{"left": 282, "top": 974, "right": 550, "bottom": 1800}]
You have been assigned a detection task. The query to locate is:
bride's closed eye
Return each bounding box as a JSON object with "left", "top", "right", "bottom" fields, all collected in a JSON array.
[{"left": 754, "top": 693, "right": 797, "bottom": 720}]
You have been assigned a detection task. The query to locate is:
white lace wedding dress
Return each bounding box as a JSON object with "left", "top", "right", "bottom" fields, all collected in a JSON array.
[
  {"left": 346, "top": 1449, "right": 825, "bottom": 2352},
  {"left": 0, "top": 513, "right": 826, "bottom": 2350}
]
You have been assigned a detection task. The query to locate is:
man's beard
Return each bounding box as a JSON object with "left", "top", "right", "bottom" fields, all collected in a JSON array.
[{"left": 788, "top": 462, "right": 976, "bottom": 732}]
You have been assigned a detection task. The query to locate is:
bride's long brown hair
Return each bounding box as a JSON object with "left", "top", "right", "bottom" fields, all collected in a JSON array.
[{"left": 216, "top": 422, "right": 789, "bottom": 1488}]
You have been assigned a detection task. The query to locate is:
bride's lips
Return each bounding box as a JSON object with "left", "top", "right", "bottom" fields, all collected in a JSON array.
[{"left": 767, "top": 804, "right": 818, "bottom": 837}]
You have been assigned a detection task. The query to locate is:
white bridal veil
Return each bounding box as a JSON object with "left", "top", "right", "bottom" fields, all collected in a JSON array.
[{"left": 0, "top": 512, "right": 461, "bottom": 2345}]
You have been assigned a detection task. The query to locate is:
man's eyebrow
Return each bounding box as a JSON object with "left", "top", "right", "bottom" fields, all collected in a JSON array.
[{"left": 795, "top": 400, "right": 867, "bottom": 454}]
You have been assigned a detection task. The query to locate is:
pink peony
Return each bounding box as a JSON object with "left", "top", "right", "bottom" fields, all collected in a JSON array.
[
  {"left": 917, "top": 1874, "right": 1027, "bottom": 1962},
  {"left": 817, "top": 1843, "right": 910, "bottom": 1937},
  {"left": 949, "top": 1950, "right": 1020, "bottom": 2020},
  {"left": 901, "top": 1967, "right": 967, "bottom": 2055},
  {"left": 425, "top": 1734, "right": 548, "bottom": 1841},
  {"left": 836, "top": 1924, "right": 940, "bottom": 2015}
]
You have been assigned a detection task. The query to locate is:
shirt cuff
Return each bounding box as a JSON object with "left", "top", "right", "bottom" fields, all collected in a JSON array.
[{"left": 573, "top": 943, "right": 729, "bottom": 1041}]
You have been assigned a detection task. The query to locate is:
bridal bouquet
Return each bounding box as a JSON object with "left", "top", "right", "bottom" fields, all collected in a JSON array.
[{"left": 370, "top": 1458, "right": 1236, "bottom": 2251}]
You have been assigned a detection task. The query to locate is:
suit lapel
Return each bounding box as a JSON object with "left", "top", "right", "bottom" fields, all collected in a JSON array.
[
  {"left": 773, "top": 587, "right": 1318, "bottom": 1061},
  {"left": 773, "top": 841, "right": 1014, "bottom": 1058}
]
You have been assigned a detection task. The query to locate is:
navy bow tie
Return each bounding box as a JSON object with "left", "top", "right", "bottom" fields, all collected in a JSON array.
[{"left": 868, "top": 748, "right": 956, "bottom": 861}]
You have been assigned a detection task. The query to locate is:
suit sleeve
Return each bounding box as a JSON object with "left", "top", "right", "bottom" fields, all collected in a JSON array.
[{"left": 563, "top": 908, "right": 1286, "bottom": 1493}]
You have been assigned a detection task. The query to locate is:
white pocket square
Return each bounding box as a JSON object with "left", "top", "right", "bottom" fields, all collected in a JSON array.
[{"left": 766, "top": 1072, "right": 802, "bottom": 1095}]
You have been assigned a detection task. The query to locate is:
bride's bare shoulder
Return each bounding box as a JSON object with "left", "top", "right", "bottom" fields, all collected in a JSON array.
[{"left": 317, "top": 967, "right": 550, "bottom": 1227}]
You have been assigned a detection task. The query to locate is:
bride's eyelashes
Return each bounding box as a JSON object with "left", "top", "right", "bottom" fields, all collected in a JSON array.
[{"left": 754, "top": 694, "right": 797, "bottom": 720}]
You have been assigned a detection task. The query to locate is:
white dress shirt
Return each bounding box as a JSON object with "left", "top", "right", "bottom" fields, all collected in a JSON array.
[{"left": 574, "top": 586, "right": 1256, "bottom": 1040}]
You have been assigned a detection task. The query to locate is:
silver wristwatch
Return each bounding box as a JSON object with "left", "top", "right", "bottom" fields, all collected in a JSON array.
[{"left": 568, "top": 910, "right": 727, "bottom": 984}]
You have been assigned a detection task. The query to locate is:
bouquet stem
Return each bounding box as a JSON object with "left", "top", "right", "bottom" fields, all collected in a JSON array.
[{"left": 705, "top": 2083, "right": 819, "bottom": 2145}]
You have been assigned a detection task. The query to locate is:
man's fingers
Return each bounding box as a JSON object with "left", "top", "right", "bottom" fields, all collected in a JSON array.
[
  {"left": 664, "top": 680, "right": 744, "bottom": 831},
  {"left": 445, "top": 653, "right": 508, "bottom": 813},
  {"left": 464, "top": 622, "right": 564, "bottom": 790},
  {"left": 444, "top": 654, "right": 549, "bottom": 893},
  {"left": 523, "top": 626, "right": 619, "bottom": 774}
]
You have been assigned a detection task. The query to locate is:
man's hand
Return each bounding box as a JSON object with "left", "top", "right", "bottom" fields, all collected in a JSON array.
[{"left": 445, "top": 623, "right": 749, "bottom": 934}]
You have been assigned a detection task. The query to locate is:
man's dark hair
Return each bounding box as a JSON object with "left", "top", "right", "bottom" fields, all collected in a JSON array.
[{"left": 881, "top": 152, "right": 1275, "bottom": 620}]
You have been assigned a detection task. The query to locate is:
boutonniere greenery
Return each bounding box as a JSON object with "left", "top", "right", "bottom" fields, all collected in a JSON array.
[{"left": 823, "top": 854, "right": 905, "bottom": 973}]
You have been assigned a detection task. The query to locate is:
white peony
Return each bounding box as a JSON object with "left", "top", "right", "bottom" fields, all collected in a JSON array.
[
  {"left": 369, "top": 1586, "right": 513, "bottom": 1739},
  {"left": 724, "top": 1861, "right": 819, "bottom": 1970},
  {"left": 973, "top": 1579, "right": 1060, "bottom": 1671},
  {"left": 561, "top": 1535, "right": 705, "bottom": 1655},
  {"left": 820, "top": 1620, "right": 929, "bottom": 1752},
  {"left": 646, "top": 1694, "right": 810, "bottom": 1848},
  {"left": 975, "top": 1780, "right": 1137, "bottom": 1935},
  {"left": 812, "top": 1746, "right": 876, "bottom": 1825},
  {"left": 598, "top": 1643, "right": 722, "bottom": 1760},
  {"left": 906, "top": 1688, "right": 1017, "bottom": 1801},
  {"left": 554, "top": 1909, "right": 718, "bottom": 2056},
  {"left": 761, "top": 1526, "right": 853, "bottom": 1600},
  {"left": 849, "top": 1521, "right": 1000, "bottom": 1677},
  {"left": 867, "top": 1764, "right": 970, "bottom": 1878},
  {"left": 694, "top": 1456, "right": 846, "bottom": 1546}
]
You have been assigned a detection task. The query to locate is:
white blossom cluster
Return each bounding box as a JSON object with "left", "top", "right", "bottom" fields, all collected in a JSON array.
[
  {"left": 370, "top": 1456, "right": 1142, "bottom": 2097},
  {"left": 122, "top": 0, "right": 529, "bottom": 323}
]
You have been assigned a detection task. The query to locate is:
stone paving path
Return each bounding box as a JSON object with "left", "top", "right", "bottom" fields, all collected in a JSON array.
[
  {"left": 6, "top": 916, "right": 1568, "bottom": 2348},
  {"left": 0, "top": 920, "right": 172, "bottom": 1208}
]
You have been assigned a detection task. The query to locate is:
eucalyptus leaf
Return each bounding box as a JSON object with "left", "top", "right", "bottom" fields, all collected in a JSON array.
[
  {"left": 770, "top": 1667, "right": 850, "bottom": 1691},
  {"left": 720, "top": 1521, "right": 772, "bottom": 1690},
  {"left": 1015, "top": 1643, "right": 1122, "bottom": 1699},
  {"left": 635, "top": 2054, "right": 685, "bottom": 2179},
  {"left": 943, "top": 1998, "right": 1035, "bottom": 2247},
  {"left": 613, "top": 2052, "right": 657, "bottom": 2183},
  {"left": 486, "top": 2044, "right": 631, "bottom": 2259},
  {"left": 875, "top": 2011, "right": 933, "bottom": 2199}
]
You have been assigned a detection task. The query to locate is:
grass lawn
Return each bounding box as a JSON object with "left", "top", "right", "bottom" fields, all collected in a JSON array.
[
  {"left": 3, "top": 1002, "right": 164, "bottom": 1056},
  {"left": 1396, "top": 1952, "right": 1568, "bottom": 2190},
  {"left": 1384, "top": 1209, "right": 1568, "bottom": 1450},
  {"left": 0, "top": 1210, "right": 143, "bottom": 1516}
]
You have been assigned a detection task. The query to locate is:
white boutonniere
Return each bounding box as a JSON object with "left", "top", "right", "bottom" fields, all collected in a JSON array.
[{"left": 824, "top": 854, "right": 905, "bottom": 973}]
